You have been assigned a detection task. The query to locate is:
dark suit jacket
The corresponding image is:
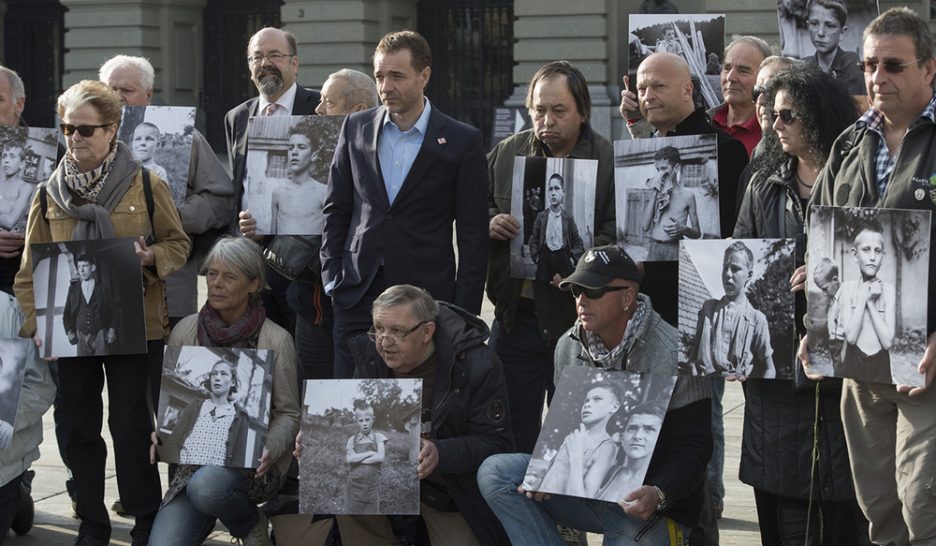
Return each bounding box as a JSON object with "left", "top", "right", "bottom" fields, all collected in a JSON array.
[
  {"left": 63, "top": 280, "right": 113, "bottom": 336},
  {"left": 223, "top": 84, "right": 321, "bottom": 208},
  {"left": 321, "top": 105, "right": 489, "bottom": 314}
]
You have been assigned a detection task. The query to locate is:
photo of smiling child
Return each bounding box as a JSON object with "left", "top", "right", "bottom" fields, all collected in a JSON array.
[
  {"left": 131, "top": 122, "right": 169, "bottom": 182},
  {"left": 806, "top": 206, "right": 930, "bottom": 386},
  {"left": 117, "top": 105, "right": 196, "bottom": 206}
]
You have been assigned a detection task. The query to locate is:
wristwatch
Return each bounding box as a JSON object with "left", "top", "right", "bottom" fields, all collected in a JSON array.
[{"left": 652, "top": 485, "right": 667, "bottom": 512}]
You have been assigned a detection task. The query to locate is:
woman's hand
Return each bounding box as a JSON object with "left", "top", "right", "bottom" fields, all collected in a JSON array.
[
  {"left": 238, "top": 210, "right": 263, "bottom": 241},
  {"left": 255, "top": 448, "right": 272, "bottom": 477},
  {"left": 149, "top": 431, "right": 159, "bottom": 464},
  {"left": 135, "top": 236, "right": 155, "bottom": 267},
  {"left": 790, "top": 265, "right": 807, "bottom": 293},
  {"left": 798, "top": 334, "right": 825, "bottom": 381},
  {"left": 293, "top": 431, "right": 303, "bottom": 459}
]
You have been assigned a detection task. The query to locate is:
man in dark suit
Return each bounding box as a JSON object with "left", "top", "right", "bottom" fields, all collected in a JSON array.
[{"left": 322, "top": 30, "right": 489, "bottom": 379}]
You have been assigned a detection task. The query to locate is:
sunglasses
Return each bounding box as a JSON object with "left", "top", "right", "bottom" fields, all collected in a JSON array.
[
  {"left": 769, "top": 108, "right": 798, "bottom": 126},
  {"left": 752, "top": 85, "right": 766, "bottom": 103},
  {"left": 856, "top": 58, "right": 922, "bottom": 74},
  {"left": 569, "top": 284, "right": 631, "bottom": 300},
  {"left": 60, "top": 123, "right": 112, "bottom": 137}
]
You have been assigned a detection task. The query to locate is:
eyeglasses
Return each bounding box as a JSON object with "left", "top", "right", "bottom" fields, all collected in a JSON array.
[
  {"left": 367, "top": 321, "right": 428, "bottom": 344},
  {"left": 569, "top": 285, "right": 631, "bottom": 300},
  {"left": 856, "top": 58, "right": 922, "bottom": 74},
  {"left": 752, "top": 85, "right": 766, "bottom": 103},
  {"left": 769, "top": 108, "right": 799, "bottom": 126},
  {"left": 247, "top": 52, "right": 294, "bottom": 65},
  {"left": 59, "top": 123, "right": 112, "bottom": 137}
]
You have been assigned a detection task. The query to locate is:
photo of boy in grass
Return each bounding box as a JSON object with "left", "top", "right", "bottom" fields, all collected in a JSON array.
[{"left": 345, "top": 400, "right": 388, "bottom": 513}]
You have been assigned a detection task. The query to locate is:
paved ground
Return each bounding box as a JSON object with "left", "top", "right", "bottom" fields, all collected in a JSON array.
[{"left": 4, "top": 281, "right": 762, "bottom": 545}]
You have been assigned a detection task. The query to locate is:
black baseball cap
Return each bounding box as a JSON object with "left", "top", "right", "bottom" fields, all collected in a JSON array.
[{"left": 560, "top": 245, "right": 643, "bottom": 289}]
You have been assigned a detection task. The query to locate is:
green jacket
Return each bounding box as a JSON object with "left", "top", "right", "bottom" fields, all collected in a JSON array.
[{"left": 486, "top": 127, "right": 616, "bottom": 340}]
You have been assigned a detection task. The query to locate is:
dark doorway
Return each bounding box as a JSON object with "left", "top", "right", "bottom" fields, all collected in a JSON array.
[
  {"left": 3, "top": 0, "right": 67, "bottom": 129},
  {"left": 417, "top": 0, "right": 514, "bottom": 148},
  {"left": 202, "top": 0, "right": 283, "bottom": 152}
]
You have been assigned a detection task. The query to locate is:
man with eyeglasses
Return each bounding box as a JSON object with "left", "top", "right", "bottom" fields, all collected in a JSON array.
[
  {"left": 478, "top": 244, "right": 712, "bottom": 546},
  {"left": 335, "top": 284, "right": 512, "bottom": 546},
  {"left": 799, "top": 7, "right": 936, "bottom": 545}
]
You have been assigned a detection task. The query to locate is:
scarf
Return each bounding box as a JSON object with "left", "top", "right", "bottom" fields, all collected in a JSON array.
[
  {"left": 196, "top": 300, "right": 266, "bottom": 348},
  {"left": 582, "top": 298, "right": 649, "bottom": 368},
  {"left": 45, "top": 142, "right": 141, "bottom": 240}
]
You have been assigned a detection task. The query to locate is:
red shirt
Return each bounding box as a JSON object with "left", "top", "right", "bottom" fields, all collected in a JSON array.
[{"left": 710, "top": 104, "right": 761, "bottom": 158}]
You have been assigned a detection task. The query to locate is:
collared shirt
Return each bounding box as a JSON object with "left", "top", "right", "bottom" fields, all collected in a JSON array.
[
  {"left": 858, "top": 91, "right": 936, "bottom": 196},
  {"left": 378, "top": 98, "right": 432, "bottom": 204},
  {"left": 256, "top": 82, "right": 298, "bottom": 118},
  {"left": 710, "top": 104, "right": 762, "bottom": 158}
]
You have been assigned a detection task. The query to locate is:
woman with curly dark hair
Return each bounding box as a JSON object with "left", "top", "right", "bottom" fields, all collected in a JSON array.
[{"left": 733, "top": 67, "right": 872, "bottom": 546}]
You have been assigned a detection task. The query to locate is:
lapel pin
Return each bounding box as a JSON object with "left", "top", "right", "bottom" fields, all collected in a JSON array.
[{"left": 437, "top": 137, "right": 447, "bottom": 145}]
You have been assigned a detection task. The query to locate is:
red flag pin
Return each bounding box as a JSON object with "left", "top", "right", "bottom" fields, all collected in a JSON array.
[{"left": 437, "top": 137, "right": 447, "bottom": 145}]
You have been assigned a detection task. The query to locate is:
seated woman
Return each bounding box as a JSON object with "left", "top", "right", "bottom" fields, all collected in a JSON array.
[{"left": 148, "top": 237, "right": 299, "bottom": 546}]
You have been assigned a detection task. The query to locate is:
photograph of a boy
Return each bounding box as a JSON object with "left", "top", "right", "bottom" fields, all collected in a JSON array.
[
  {"left": 345, "top": 400, "right": 388, "bottom": 514},
  {"left": 596, "top": 401, "right": 666, "bottom": 502},
  {"left": 63, "top": 254, "right": 115, "bottom": 356},
  {"left": 828, "top": 219, "right": 895, "bottom": 384},
  {"left": 130, "top": 121, "right": 169, "bottom": 183},
  {"left": 805, "top": 257, "right": 844, "bottom": 371},
  {"left": 528, "top": 173, "right": 585, "bottom": 283},
  {"left": 803, "top": 0, "right": 865, "bottom": 94},
  {"left": 270, "top": 119, "right": 328, "bottom": 235},
  {"left": 0, "top": 141, "right": 34, "bottom": 232},
  {"left": 536, "top": 383, "right": 621, "bottom": 498},
  {"left": 688, "top": 241, "right": 776, "bottom": 379},
  {"left": 643, "top": 146, "right": 700, "bottom": 261}
]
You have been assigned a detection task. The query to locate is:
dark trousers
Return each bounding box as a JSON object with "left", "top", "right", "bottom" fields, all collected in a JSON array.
[
  {"left": 262, "top": 266, "right": 296, "bottom": 335},
  {"left": 488, "top": 302, "right": 557, "bottom": 454},
  {"left": 48, "top": 362, "right": 77, "bottom": 501},
  {"left": 0, "top": 473, "right": 22, "bottom": 545},
  {"left": 288, "top": 281, "right": 335, "bottom": 382},
  {"left": 331, "top": 269, "right": 386, "bottom": 379},
  {"left": 57, "top": 340, "right": 163, "bottom": 541},
  {"left": 753, "top": 488, "right": 872, "bottom": 546}
]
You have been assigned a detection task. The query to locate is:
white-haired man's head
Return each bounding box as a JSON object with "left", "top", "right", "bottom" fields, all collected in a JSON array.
[{"left": 99, "top": 55, "right": 155, "bottom": 106}]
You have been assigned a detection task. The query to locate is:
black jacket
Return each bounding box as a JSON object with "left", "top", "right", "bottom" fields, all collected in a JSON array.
[
  {"left": 349, "top": 302, "right": 513, "bottom": 546},
  {"left": 641, "top": 108, "right": 750, "bottom": 325}
]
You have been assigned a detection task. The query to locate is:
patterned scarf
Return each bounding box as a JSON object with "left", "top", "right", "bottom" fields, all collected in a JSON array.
[
  {"left": 196, "top": 300, "right": 266, "bottom": 348},
  {"left": 582, "top": 298, "right": 648, "bottom": 368},
  {"left": 62, "top": 145, "right": 118, "bottom": 203}
]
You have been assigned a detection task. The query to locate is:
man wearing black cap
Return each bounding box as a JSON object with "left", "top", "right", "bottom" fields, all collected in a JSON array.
[{"left": 477, "top": 245, "right": 712, "bottom": 544}]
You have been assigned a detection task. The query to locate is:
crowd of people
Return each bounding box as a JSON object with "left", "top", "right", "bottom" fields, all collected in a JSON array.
[{"left": 0, "top": 5, "right": 935, "bottom": 546}]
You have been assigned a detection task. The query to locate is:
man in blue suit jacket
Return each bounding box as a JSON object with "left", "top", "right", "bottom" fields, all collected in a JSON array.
[{"left": 322, "top": 30, "right": 489, "bottom": 379}]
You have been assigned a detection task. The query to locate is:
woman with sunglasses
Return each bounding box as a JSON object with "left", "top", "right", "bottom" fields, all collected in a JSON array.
[
  {"left": 12, "top": 80, "right": 189, "bottom": 546},
  {"left": 733, "top": 68, "right": 870, "bottom": 545}
]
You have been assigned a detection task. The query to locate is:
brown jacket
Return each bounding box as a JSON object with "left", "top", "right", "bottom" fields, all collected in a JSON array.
[{"left": 14, "top": 163, "right": 190, "bottom": 340}]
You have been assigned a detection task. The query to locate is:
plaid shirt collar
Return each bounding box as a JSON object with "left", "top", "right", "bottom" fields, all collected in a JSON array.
[{"left": 857, "top": 92, "right": 936, "bottom": 196}]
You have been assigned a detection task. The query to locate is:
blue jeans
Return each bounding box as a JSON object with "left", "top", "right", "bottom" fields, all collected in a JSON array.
[
  {"left": 477, "top": 453, "right": 688, "bottom": 546},
  {"left": 148, "top": 467, "right": 259, "bottom": 546},
  {"left": 706, "top": 375, "right": 725, "bottom": 506}
]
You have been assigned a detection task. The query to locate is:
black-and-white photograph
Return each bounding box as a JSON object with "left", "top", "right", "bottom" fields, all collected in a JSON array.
[
  {"left": 628, "top": 14, "right": 726, "bottom": 110},
  {"left": 522, "top": 366, "right": 675, "bottom": 503},
  {"left": 117, "top": 105, "right": 196, "bottom": 206},
  {"left": 806, "top": 206, "right": 930, "bottom": 386},
  {"left": 0, "top": 126, "right": 57, "bottom": 232},
  {"left": 30, "top": 238, "right": 146, "bottom": 359},
  {"left": 245, "top": 115, "right": 344, "bottom": 235},
  {"left": 509, "top": 156, "right": 598, "bottom": 280},
  {"left": 614, "top": 134, "right": 719, "bottom": 262},
  {"left": 155, "top": 345, "right": 274, "bottom": 468},
  {"left": 778, "top": 0, "right": 879, "bottom": 95},
  {"left": 300, "top": 378, "right": 421, "bottom": 516},
  {"left": 0, "top": 338, "right": 31, "bottom": 449},
  {"left": 678, "top": 238, "right": 796, "bottom": 379}
]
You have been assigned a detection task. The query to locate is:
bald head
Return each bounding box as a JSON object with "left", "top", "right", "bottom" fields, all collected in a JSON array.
[
  {"left": 635, "top": 53, "right": 695, "bottom": 134},
  {"left": 247, "top": 27, "right": 299, "bottom": 101}
]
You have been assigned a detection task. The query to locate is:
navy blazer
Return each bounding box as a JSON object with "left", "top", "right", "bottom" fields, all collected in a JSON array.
[
  {"left": 321, "top": 105, "right": 489, "bottom": 314},
  {"left": 223, "top": 84, "right": 321, "bottom": 208}
]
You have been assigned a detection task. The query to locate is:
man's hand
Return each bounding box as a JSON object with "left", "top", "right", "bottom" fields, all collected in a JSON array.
[
  {"left": 517, "top": 485, "right": 552, "bottom": 502},
  {"left": 417, "top": 439, "right": 439, "bottom": 479},
  {"left": 661, "top": 217, "right": 686, "bottom": 238},
  {"left": 149, "top": 431, "right": 159, "bottom": 464},
  {"left": 550, "top": 273, "right": 567, "bottom": 289},
  {"left": 255, "top": 448, "right": 272, "bottom": 477},
  {"left": 619, "top": 485, "right": 659, "bottom": 520},
  {"left": 134, "top": 236, "right": 156, "bottom": 267},
  {"left": 0, "top": 231, "right": 25, "bottom": 258},
  {"left": 619, "top": 75, "right": 639, "bottom": 121},
  {"left": 798, "top": 334, "right": 826, "bottom": 381},
  {"left": 790, "top": 264, "right": 807, "bottom": 293},
  {"left": 489, "top": 213, "right": 520, "bottom": 241},
  {"left": 238, "top": 210, "right": 263, "bottom": 241},
  {"left": 897, "top": 331, "right": 936, "bottom": 396},
  {"left": 293, "top": 431, "right": 303, "bottom": 459}
]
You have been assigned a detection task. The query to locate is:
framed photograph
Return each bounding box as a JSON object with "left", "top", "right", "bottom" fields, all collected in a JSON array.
[
  {"left": 777, "top": 0, "right": 878, "bottom": 95},
  {"left": 806, "top": 206, "right": 930, "bottom": 386},
  {"left": 614, "top": 134, "right": 719, "bottom": 262},
  {"left": 117, "top": 105, "right": 196, "bottom": 206},
  {"left": 509, "top": 156, "right": 598, "bottom": 280},
  {"left": 245, "top": 115, "right": 344, "bottom": 235},
  {"left": 0, "top": 338, "right": 31, "bottom": 449},
  {"left": 156, "top": 345, "right": 274, "bottom": 468},
  {"left": 300, "top": 378, "right": 422, "bottom": 515},
  {"left": 0, "top": 126, "right": 58, "bottom": 231},
  {"left": 628, "top": 14, "right": 726, "bottom": 110},
  {"left": 678, "top": 238, "right": 796, "bottom": 379},
  {"left": 522, "top": 366, "right": 675, "bottom": 503},
  {"left": 30, "top": 238, "right": 146, "bottom": 359}
]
